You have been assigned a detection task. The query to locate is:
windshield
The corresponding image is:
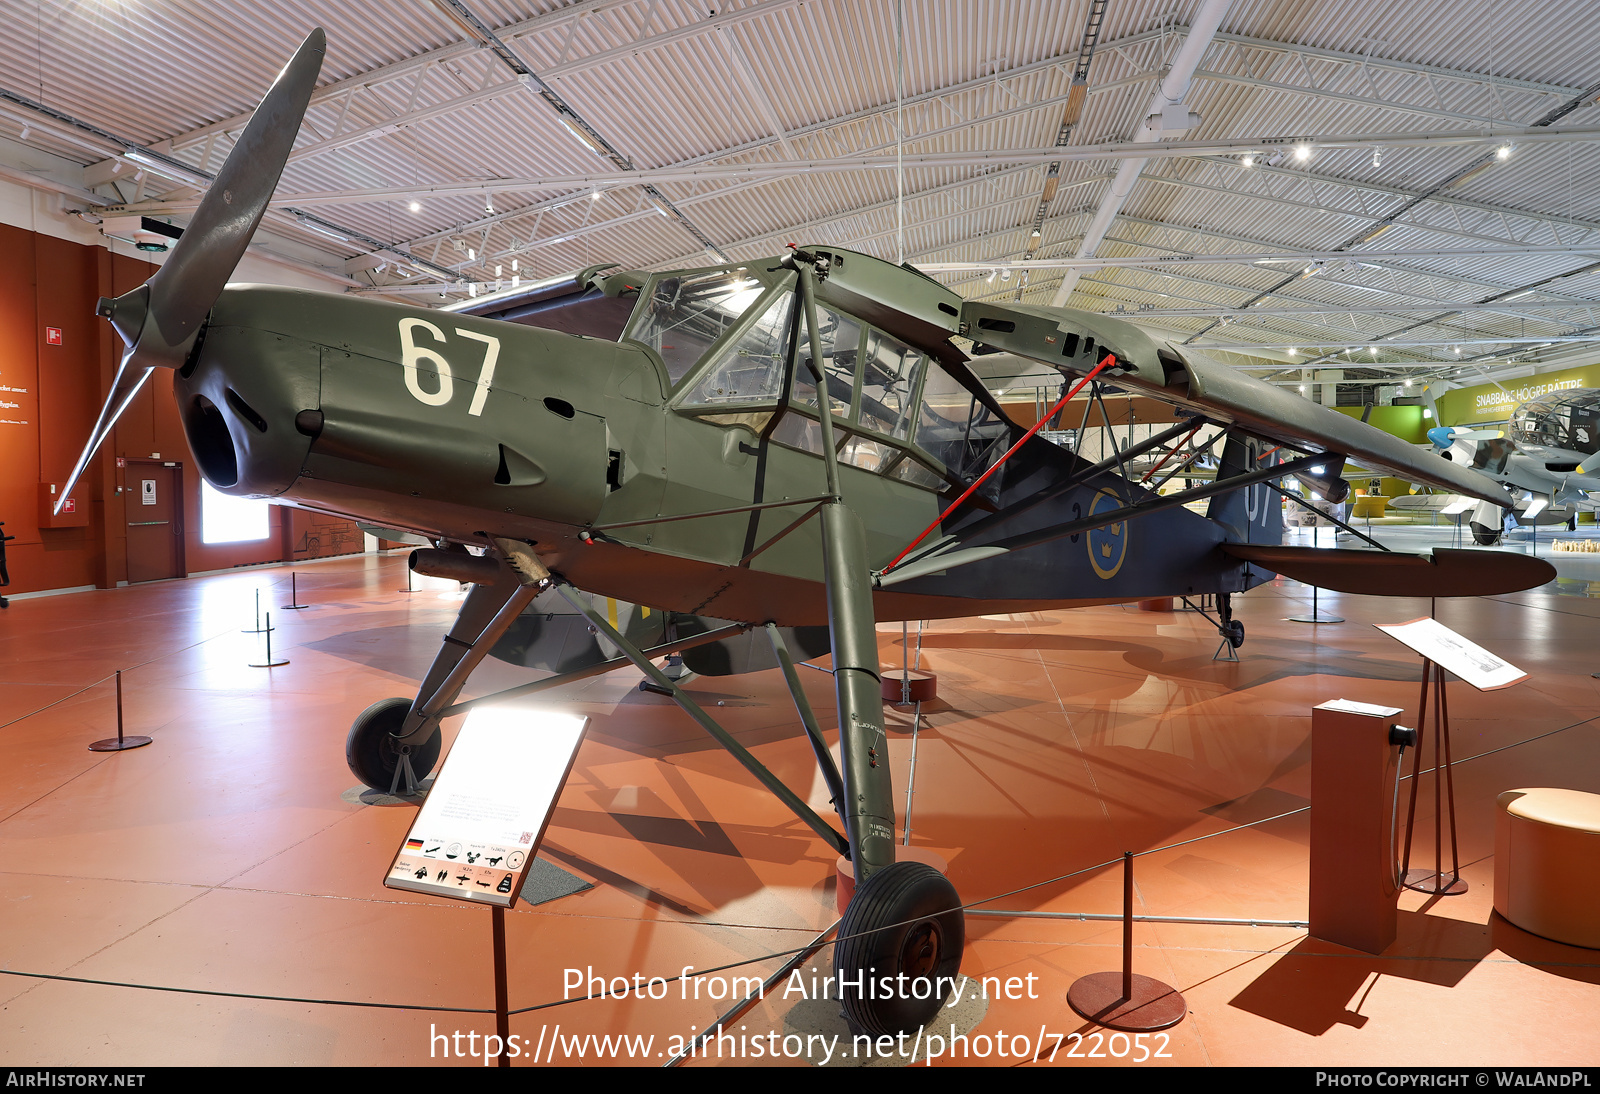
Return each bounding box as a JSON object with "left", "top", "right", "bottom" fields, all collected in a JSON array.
[{"left": 627, "top": 269, "right": 766, "bottom": 384}]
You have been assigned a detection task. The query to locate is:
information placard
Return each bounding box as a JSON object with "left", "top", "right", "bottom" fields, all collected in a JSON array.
[
  {"left": 1375, "top": 617, "right": 1527, "bottom": 691},
  {"left": 384, "top": 705, "right": 588, "bottom": 907}
]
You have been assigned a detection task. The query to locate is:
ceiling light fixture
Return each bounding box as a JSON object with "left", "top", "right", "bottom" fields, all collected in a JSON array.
[
  {"left": 1497, "top": 143, "right": 1513, "bottom": 160},
  {"left": 1294, "top": 144, "right": 1312, "bottom": 162},
  {"left": 409, "top": 200, "right": 421, "bottom": 213},
  {"left": 1241, "top": 154, "right": 1255, "bottom": 168}
]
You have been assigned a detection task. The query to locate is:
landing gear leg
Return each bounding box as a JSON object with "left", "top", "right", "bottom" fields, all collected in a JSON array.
[
  {"left": 1212, "top": 592, "right": 1245, "bottom": 662},
  {"left": 789, "top": 253, "right": 965, "bottom": 1034},
  {"left": 823, "top": 500, "right": 963, "bottom": 1036},
  {"left": 346, "top": 543, "right": 545, "bottom": 792}
]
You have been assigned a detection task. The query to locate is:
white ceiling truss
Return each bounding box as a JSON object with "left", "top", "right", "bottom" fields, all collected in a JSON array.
[{"left": 3, "top": 0, "right": 1600, "bottom": 392}]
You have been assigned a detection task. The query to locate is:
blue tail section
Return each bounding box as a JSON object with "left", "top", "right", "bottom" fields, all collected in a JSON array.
[{"left": 1207, "top": 432, "right": 1284, "bottom": 546}]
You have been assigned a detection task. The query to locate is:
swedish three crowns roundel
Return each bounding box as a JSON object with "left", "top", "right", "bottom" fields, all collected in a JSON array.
[{"left": 1087, "top": 490, "right": 1128, "bottom": 579}]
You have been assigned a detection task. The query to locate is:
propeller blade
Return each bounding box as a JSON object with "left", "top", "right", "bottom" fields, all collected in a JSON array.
[
  {"left": 55, "top": 361, "right": 153, "bottom": 514},
  {"left": 55, "top": 28, "right": 326, "bottom": 514},
  {"left": 145, "top": 27, "right": 325, "bottom": 350}
]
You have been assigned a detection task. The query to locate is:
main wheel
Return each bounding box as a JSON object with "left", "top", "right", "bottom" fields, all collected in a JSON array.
[
  {"left": 1470, "top": 521, "right": 1501, "bottom": 546},
  {"left": 834, "top": 861, "right": 964, "bottom": 1037},
  {"left": 346, "top": 697, "right": 440, "bottom": 790},
  {"left": 1222, "top": 619, "right": 1245, "bottom": 649}
]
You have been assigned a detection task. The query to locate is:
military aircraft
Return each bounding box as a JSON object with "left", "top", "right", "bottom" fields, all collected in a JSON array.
[
  {"left": 59, "top": 30, "right": 1554, "bottom": 1037},
  {"left": 1418, "top": 388, "right": 1600, "bottom": 544}
]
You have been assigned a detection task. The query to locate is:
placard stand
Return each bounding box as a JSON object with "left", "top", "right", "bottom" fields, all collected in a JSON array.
[
  {"left": 491, "top": 905, "right": 510, "bottom": 1068},
  {"left": 1375, "top": 616, "right": 1528, "bottom": 898},
  {"left": 1399, "top": 658, "right": 1466, "bottom": 895},
  {"left": 383, "top": 706, "right": 589, "bottom": 1067}
]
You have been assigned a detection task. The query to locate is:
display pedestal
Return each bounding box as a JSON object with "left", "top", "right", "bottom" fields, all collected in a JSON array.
[{"left": 1309, "top": 699, "right": 1404, "bottom": 953}]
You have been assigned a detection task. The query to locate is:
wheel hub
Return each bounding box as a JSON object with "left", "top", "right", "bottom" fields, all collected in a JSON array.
[{"left": 900, "top": 922, "right": 942, "bottom": 980}]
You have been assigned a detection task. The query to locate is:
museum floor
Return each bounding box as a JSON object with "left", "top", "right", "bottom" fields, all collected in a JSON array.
[{"left": 2, "top": 543, "right": 1598, "bottom": 1067}]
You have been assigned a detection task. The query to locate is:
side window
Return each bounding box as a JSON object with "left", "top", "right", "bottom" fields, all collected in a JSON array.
[
  {"left": 680, "top": 293, "right": 795, "bottom": 406},
  {"left": 858, "top": 330, "right": 923, "bottom": 440},
  {"left": 793, "top": 306, "right": 861, "bottom": 417},
  {"left": 627, "top": 269, "right": 765, "bottom": 384},
  {"left": 913, "top": 363, "right": 1008, "bottom": 478}
]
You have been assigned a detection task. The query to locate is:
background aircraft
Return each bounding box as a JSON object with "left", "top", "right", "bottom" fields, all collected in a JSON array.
[
  {"left": 57, "top": 30, "right": 1552, "bottom": 1038},
  {"left": 1422, "top": 387, "right": 1600, "bottom": 543}
]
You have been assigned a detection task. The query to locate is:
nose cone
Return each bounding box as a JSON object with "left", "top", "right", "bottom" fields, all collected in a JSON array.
[
  {"left": 173, "top": 323, "right": 321, "bottom": 497},
  {"left": 1427, "top": 426, "right": 1455, "bottom": 449}
]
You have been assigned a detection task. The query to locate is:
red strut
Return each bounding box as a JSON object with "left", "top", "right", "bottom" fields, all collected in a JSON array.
[{"left": 880, "top": 353, "right": 1119, "bottom": 575}]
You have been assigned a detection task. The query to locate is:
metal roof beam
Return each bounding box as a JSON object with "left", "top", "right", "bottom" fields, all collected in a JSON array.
[
  {"left": 105, "top": 122, "right": 1600, "bottom": 215},
  {"left": 1048, "top": 0, "right": 1236, "bottom": 308}
]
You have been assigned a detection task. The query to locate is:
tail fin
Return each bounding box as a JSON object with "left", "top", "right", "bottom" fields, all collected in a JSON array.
[{"left": 1207, "top": 432, "right": 1284, "bottom": 545}]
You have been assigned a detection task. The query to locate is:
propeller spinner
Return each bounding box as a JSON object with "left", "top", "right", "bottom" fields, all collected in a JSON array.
[{"left": 55, "top": 28, "right": 327, "bottom": 515}]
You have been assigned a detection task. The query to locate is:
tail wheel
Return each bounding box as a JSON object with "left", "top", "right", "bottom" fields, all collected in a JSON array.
[
  {"left": 346, "top": 697, "right": 440, "bottom": 790},
  {"left": 1223, "top": 620, "right": 1245, "bottom": 649},
  {"left": 834, "top": 861, "right": 965, "bottom": 1037},
  {"left": 1470, "top": 521, "right": 1501, "bottom": 547}
]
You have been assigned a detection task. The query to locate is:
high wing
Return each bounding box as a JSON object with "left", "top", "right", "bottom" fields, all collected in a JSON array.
[{"left": 959, "top": 301, "right": 1512, "bottom": 507}]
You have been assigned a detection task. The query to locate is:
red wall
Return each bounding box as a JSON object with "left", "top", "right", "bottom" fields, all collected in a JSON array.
[{"left": 0, "top": 223, "right": 360, "bottom": 597}]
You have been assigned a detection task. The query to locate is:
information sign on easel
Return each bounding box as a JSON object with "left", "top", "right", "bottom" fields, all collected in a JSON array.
[
  {"left": 384, "top": 704, "right": 588, "bottom": 1067},
  {"left": 384, "top": 706, "right": 588, "bottom": 906},
  {"left": 1375, "top": 617, "right": 1526, "bottom": 896}
]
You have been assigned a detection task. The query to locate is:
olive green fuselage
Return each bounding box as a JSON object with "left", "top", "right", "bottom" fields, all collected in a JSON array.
[{"left": 177, "top": 283, "right": 1261, "bottom": 626}]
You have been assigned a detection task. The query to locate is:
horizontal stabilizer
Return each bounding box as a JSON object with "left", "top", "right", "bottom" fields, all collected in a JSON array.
[{"left": 1220, "top": 543, "right": 1554, "bottom": 597}]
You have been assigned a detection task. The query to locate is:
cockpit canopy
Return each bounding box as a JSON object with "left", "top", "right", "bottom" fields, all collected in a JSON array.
[{"left": 1507, "top": 388, "right": 1600, "bottom": 461}]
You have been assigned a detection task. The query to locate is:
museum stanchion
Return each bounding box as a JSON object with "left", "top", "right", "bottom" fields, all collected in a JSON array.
[
  {"left": 1399, "top": 658, "right": 1467, "bottom": 895},
  {"left": 249, "top": 611, "right": 290, "bottom": 668},
  {"left": 1066, "top": 852, "right": 1187, "bottom": 1032},
  {"left": 1289, "top": 584, "right": 1344, "bottom": 624},
  {"left": 242, "top": 588, "right": 271, "bottom": 634},
  {"left": 88, "top": 669, "right": 153, "bottom": 752},
  {"left": 399, "top": 563, "right": 415, "bottom": 594},
  {"left": 283, "top": 571, "right": 308, "bottom": 610},
  {"left": 884, "top": 620, "right": 936, "bottom": 704}
]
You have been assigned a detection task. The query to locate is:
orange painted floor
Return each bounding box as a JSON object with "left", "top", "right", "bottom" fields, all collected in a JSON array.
[{"left": 2, "top": 549, "right": 1598, "bottom": 1067}]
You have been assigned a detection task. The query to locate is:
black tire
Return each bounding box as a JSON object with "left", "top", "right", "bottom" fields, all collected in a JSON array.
[
  {"left": 1224, "top": 620, "right": 1245, "bottom": 649},
  {"left": 346, "top": 697, "right": 440, "bottom": 790},
  {"left": 1470, "top": 521, "right": 1500, "bottom": 547},
  {"left": 834, "top": 861, "right": 965, "bottom": 1037}
]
